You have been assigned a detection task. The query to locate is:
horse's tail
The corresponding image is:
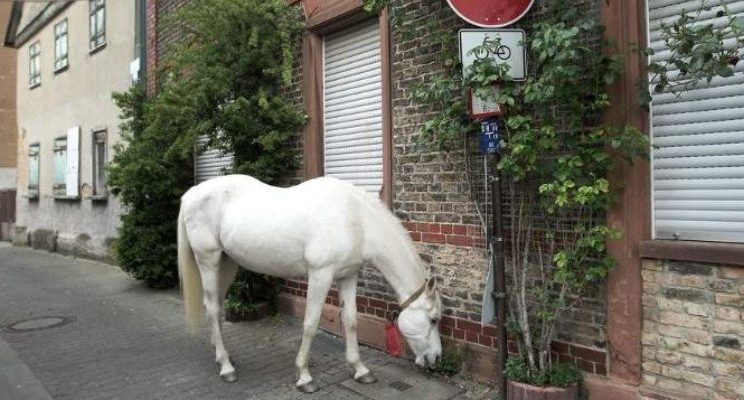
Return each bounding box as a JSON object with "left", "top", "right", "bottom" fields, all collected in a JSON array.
[{"left": 177, "top": 207, "right": 203, "bottom": 335}]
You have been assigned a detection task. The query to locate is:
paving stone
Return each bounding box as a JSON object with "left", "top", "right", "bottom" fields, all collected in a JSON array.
[{"left": 0, "top": 246, "right": 489, "bottom": 399}]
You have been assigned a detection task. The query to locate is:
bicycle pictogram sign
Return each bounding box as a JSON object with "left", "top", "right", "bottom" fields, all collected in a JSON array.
[
  {"left": 473, "top": 37, "right": 512, "bottom": 61},
  {"left": 459, "top": 29, "right": 526, "bottom": 81}
]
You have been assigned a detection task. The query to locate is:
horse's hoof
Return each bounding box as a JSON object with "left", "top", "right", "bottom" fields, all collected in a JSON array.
[
  {"left": 355, "top": 372, "right": 377, "bottom": 384},
  {"left": 296, "top": 381, "right": 319, "bottom": 393},
  {"left": 220, "top": 371, "right": 238, "bottom": 383}
]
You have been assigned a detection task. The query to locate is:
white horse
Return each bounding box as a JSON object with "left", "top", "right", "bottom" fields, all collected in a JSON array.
[{"left": 177, "top": 175, "right": 442, "bottom": 392}]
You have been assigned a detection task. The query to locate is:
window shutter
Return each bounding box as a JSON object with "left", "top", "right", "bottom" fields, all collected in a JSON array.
[
  {"left": 194, "top": 134, "right": 234, "bottom": 184},
  {"left": 323, "top": 20, "right": 384, "bottom": 196},
  {"left": 66, "top": 126, "right": 80, "bottom": 197},
  {"left": 649, "top": 0, "right": 744, "bottom": 242}
]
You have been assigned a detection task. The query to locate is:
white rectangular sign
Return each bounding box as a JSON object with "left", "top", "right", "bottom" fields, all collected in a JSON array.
[
  {"left": 66, "top": 126, "right": 80, "bottom": 197},
  {"left": 459, "top": 29, "right": 526, "bottom": 81}
]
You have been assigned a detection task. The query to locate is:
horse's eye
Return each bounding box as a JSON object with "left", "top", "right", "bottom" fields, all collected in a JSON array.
[{"left": 430, "top": 318, "right": 438, "bottom": 325}]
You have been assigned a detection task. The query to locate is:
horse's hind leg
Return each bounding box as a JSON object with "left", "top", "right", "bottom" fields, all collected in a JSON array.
[
  {"left": 196, "top": 251, "right": 238, "bottom": 382},
  {"left": 295, "top": 271, "right": 333, "bottom": 393},
  {"left": 338, "top": 276, "right": 376, "bottom": 383}
]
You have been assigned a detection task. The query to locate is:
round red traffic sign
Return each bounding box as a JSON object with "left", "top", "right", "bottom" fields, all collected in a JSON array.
[{"left": 446, "top": 0, "right": 535, "bottom": 28}]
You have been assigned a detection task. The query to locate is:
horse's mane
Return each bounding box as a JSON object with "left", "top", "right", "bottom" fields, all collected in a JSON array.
[{"left": 342, "top": 181, "right": 424, "bottom": 273}]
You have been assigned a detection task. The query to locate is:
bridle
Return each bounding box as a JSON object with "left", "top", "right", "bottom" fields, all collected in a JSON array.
[{"left": 392, "top": 280, "right": 427, "bottom": 322}]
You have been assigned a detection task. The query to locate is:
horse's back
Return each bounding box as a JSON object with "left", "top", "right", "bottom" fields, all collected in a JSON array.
[{"left": 180, "top": 175, "right": 370, "bottom": 278}]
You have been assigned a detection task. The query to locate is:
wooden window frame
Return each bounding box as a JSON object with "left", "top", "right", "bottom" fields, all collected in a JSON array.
[
  {"left": 54, "top": 19, "right": 69, "bottom": 72},
  {"left": 301, "top": 0, "right": 393, "bottom": 207}
]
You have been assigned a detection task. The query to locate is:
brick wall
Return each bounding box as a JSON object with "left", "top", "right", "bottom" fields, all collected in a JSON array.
[
  {"left": 147, "top": 0, "right": 612, "bottom": 379},
  {"left": 641, "top": 259, "right": 744, "bottom": 400}
]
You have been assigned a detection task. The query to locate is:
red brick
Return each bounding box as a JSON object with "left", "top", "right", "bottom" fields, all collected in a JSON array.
[
  {"left": 387, "top": 303, "right": 400, "bottom": 311},
  {"left": 595, "top": 362, "right": 607, "bottom": 376},
  {"left": 429, "top": 223, "right": 441, "bottom": 233},
  {"left": 441, "top": 224, "right": 453, "bottom": 234},
  {"left": 441, "top": 316, "right": 456, "bottom": 328},
  {"left": 446, "top": 235, "right": 473, "bottom": 247},
  {"left": 456, "top": 318, "right": 482, "bottom": 333},
  {"left": 409, "top": 232, "right": 421, "bottom": 241},
  {"left": 369, "top": 299, "right": 386, "bottom": 309},
  {"left": 466, "top": 331, "right": 478, "bottom": 343},
  {"left": 416, "top": 222, "right": 429, "bottom": 232},
  {"left": 357, "top": 304, "right": 367, "bottom": 313},
  {"left": 440, "top": 325, "right": 453, "bottom": 336},
  {"left": 482, "top": 325, "right": 497, "bottom": 337},
  {"left": 453, "top": 329, "right": 465, "bottom": 340},
  {"left": 375, "top": 309, "right": 385, "bottom": 318},
  {"left": 478, "top": 335, "right": 492, "bottom": 347},
  {"left": 402, "top": 221, "right": 416, "bottom": 231},
  {"left": 551, "top": 341, "right": 570, "bottom": 355},
  {"left": 570, "top": 345, "right": 606, "bottom": 364},
  {"left": 452, "top": 224, "right": 467, "bottom": 235},
  {"left": 576, "top": 359, "right": 595, "bottom": 374},
  {"left": 507, "top": 340, "right": 519, "bottom": 354},
  {"left": 467, "top": 225, "right": 482, "bottom": 237},
  {"left": 328, "top": 289, "right": 338, "bottom": 298},
  {"left": 421, "top": 233, "right": 445, "bottom": 244},
  {"left": 356, "top": 296, "right": 368, "bottom": 306}
]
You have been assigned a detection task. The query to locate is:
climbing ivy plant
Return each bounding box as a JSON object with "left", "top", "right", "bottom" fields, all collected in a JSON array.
[
  {"left": 109, "top": 0, "right": 304, "bottom": 288},
  {"left": 642, "top": 0, "right": 744, "bottom": 105},
  {"left": 363, "top": 0, "right": 648, "bottom": 384}
]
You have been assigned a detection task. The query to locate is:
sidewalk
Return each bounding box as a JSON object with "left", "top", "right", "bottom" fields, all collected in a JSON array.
[{"left": 0, "top": 244, "right": 493, "bottom": 400}]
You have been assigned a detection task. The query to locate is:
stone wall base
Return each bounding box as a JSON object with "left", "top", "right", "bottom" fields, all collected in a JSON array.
[{"left": 277, "top": 292, "right": 626, "bottom": 398}]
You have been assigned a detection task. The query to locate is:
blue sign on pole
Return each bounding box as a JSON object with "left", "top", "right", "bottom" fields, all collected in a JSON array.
[{"left": 479, "top": 117, "right": 500, "bottom": 154}]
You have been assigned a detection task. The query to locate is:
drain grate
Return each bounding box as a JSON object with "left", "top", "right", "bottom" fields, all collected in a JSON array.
[
  {"left": 388, "top": 381, "right": 413, "bottom": 391},
  {"left": 4, "top": 316, "right": 75, "bottom": 333}
]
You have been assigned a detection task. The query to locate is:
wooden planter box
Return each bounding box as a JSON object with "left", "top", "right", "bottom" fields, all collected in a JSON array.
[
  {"left": 225, "top": 302, "right": 270, "bottom": 322},
  {"left": 507, "top": 381, "right": 578, "bottom": 400}
]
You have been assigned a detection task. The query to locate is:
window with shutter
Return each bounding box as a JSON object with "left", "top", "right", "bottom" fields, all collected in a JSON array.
[
  {"left": 194, "top": 134, "right": 234, "bottom": 184},
  {"left": 323, "top": 20, "right": 384, "bottom": 196},
  {"left": 648, "top": 0, "right": 744, "bottom": 242}
]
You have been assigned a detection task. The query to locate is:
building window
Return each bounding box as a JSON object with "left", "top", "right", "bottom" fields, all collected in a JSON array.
[
  {"left": 28, "top": 143, "right": 40, "bottom": 199},
  {"left": 92, "top": 130, "right": 107, "bottom": 196},
  {"left": 322, "top": 20, "right": 385, "bottom": 197},
  {"left": 54, "top": 19, "right": 68, "bottom": 71},
  {"left": 29, "top": 41, "right": 41, "bottom": 87},
  {"left": 89, "top": 0, "right": 106, "bottom": 50},
  {"left": 53, "top": 137, "right": 67, "bottom": 196}
]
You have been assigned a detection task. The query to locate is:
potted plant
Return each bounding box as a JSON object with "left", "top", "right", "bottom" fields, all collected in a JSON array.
[{"left": 224, "top": 270, "right": 276, "bottom": 322}]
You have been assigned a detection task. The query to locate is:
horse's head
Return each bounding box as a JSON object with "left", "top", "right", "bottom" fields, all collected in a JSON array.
[{"left": 396, "top": 278, "right": 443, "bottom": 368}]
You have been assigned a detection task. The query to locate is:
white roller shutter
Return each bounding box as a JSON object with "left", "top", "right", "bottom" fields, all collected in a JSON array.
[
  {"left": 323, "top": 20, "right": 384, "bottom": 196},
  {"left": 194, "top": 134, "right": 234, "bottom": 184},
  {"left": 649, "top": 0, "right": 744, "bottom": 242}
]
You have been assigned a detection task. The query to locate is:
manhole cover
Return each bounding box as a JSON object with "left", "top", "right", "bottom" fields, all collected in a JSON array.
[
  {"left": 389, "top": 381, "right": 413, "bottom": 391},
  {"left": 4, "top": 316, "right": 75, "bottom": 332}
]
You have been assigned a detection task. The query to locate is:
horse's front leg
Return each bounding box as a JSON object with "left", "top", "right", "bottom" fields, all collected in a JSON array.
[
  {"left": 295, "top": 271, "right": 333, "bottom": 393},
  {"left": 338, "top": 276, "right": 376, "bottom": 383}
]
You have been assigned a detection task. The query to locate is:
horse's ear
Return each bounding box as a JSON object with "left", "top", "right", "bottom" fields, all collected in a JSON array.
[{"left": 426, "top": 277, "right": 437, "bottom": 295}]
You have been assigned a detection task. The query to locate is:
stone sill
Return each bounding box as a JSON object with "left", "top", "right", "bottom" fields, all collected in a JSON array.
[
  {"left": 639, "top": 240, "right": 744, "bottom": 267},
  {"left": 53, "top": 195, "right": 80, "bottom": 201}
]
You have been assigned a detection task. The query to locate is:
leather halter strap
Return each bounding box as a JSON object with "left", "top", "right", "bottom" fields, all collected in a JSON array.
[{"left": 398, "top": 280, "right": 427, "bottom": 313}]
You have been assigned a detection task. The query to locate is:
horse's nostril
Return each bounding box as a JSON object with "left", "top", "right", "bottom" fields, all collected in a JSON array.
[{"left": 436, "top": 355, "right": 441, "bottom": 364}]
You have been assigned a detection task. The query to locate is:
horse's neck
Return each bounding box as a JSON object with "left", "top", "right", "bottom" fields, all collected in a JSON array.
[{"left": 363, "top": 210, "right": 425, "bottom": 305}]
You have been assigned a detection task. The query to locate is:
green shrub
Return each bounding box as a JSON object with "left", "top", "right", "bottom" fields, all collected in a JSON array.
[
  {"left": 109, "top": 0, "right": 304, "bottom": 288},
  {"left": 505, "top": 356, "right": 582, "bottom": 388}
]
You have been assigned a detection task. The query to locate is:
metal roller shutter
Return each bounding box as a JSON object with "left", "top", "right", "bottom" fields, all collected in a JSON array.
[
  {"left": 323, "top": 20, "right": 384, "bottom": 196},
  {"left": 194, "top": 134, "right": 234, "bottom": 184},
  {"left": 649, "top": 0, "right": 744, "bottom": 242}
]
